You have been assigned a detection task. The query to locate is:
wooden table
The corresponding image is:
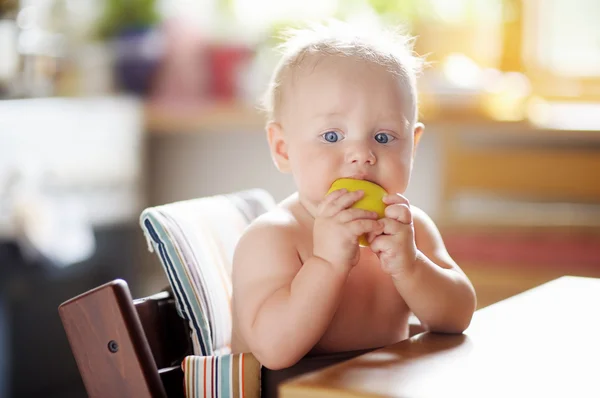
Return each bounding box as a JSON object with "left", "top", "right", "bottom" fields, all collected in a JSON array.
[{"left": 280, "top": 276, "right": 600, "bottom": 398}]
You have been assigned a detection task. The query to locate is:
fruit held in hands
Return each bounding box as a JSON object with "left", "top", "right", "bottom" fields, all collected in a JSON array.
[{"left": 327, "top": 178, "right": 387, "bottom": 246}]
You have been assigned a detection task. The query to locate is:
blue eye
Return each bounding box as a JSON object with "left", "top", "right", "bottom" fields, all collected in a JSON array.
[
  {"left": 321, "top": 131, "right": 342, "bottom": 143},
  {"left": 375, "top": 132, "right": 394, "bottom": 144}
]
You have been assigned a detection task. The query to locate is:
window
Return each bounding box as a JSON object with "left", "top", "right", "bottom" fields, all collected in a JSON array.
[{"left": 524, "top": 0, "right": 600, "bottom": 99}]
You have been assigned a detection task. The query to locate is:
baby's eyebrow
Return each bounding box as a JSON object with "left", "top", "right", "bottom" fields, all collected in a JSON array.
[
  {"left": 376, "top": 109, "right": 405, "bottom": 119},
  {"left": 313, "top": 110, "right": 346, "bottom": 119},
  {"left": 377, "top": 113, "right": 408, "bottom": 125}
]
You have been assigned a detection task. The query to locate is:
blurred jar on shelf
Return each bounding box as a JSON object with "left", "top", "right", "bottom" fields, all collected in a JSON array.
[
  {"left": 14, "top": 0, "right": 68, "bottom": 97},
  {"left": 0, "top": 0, "right": 19, "bottom": 98},
  {"left": 6, "top": 0, "right": 115, "bottom": 98}
]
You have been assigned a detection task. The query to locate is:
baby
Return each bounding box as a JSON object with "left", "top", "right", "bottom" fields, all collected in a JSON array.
[{"left": 231, "top": 20, "right": 476, "bottom": 370}]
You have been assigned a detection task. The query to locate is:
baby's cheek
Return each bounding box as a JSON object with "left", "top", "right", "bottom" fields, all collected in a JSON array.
[
  {"left": 301, "top": 165, "right": 333, "bottom": 198},
  {"left": 382, "top": 159, "right": 411, "bottom": 192}
]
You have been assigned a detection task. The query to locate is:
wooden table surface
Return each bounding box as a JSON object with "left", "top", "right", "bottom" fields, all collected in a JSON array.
[{"left": 280, "top": 276, "right": 600, "bottom": 398}]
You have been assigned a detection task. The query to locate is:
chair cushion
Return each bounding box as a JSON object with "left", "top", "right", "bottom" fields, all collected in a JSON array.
[
  {"left": 140, "top": 189, "right": 275, "bottom": 356},
  {"left": 182, "top": 353, "right": 261, "bottom": 398}
]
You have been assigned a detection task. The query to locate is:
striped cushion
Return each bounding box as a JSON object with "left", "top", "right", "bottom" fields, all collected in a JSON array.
[
  {"left": 182, "top": 353, "right": 261, "bottom": 398},
  {"left": 140, "top": 189, "right": 275, "bottom": 356}
]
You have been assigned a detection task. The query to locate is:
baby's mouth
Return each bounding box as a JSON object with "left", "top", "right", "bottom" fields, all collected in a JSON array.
[{"left": 346, "top": 174, "right": 377, "bottom": 184}]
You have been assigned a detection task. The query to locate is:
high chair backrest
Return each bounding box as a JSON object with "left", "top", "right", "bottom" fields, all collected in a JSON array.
[{"left": 140, "top": 189, "right": 276, "bottom": 356}]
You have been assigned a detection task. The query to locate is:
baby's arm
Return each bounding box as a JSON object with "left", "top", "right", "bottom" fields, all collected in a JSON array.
[
  {"left": 232, "top": 220, "right": 348, "bottom": 370},
  {"left": 393, "top": 207, "right": 476, "bottom": 333}
]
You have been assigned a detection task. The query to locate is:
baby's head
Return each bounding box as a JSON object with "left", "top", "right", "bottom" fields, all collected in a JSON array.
[{"left": 263, "top": 19, "right": 425, "bottom": 213}]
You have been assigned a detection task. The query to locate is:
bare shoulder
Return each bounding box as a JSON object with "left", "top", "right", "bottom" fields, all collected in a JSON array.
[
  {"left": 233, "top": 206, "right": 304, "bottom": 282},
  {"left": 411, "top": 205, "right": 459, "bottom": 271},
  {"left": 235, "top": 206, "right": 301, "bottom": 257}
]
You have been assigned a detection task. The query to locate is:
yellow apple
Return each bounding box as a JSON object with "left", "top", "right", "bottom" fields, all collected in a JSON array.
[{"left": 327, "top": 178, "right": 387, "bottom": 246}]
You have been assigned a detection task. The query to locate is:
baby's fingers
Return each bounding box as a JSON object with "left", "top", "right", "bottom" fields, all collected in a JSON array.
[
  {"left": 348, "top": 219, "right": 383, "bottom": 239},
  {"left": 337, "top": 208, "right": 379, "bottom": 223},
  {"left": 383, "top": 193, "right": 410, "bottom": 206},
  {"left": 317, "top": 189, "right": 346, "bottom": 216},
  {"left": 321, "top": 190, "right": 364, "bottom": 217},
  {"left": 378, "top": 217, "right": 407, "bottom": 235},
  {"left": 385, "top": 204, "right": 412, "bottom": 225},
  {"left": 318, "top": 188, "right": 346, "bottom": 210}
]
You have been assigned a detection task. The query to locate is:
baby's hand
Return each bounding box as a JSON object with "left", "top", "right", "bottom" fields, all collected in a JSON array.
[
  {"left": 313, "top": 189, "right": 382, "bottom": 273},
  {"left": 369, "top": 194, "right": 418, "bottom": 278}
]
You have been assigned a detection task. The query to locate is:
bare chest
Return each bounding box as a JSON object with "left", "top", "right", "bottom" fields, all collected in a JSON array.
[{"left": 296, "top": 232, "right": 410, "bottom": 352}]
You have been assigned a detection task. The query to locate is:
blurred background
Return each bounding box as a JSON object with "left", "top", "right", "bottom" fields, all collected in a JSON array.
[{"left": 0, "top": 0, "right": 599, "bottom": 396}]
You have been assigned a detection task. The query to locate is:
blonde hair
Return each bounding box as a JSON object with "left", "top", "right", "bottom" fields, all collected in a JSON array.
[{"left": 261, "top": 19, "right": 424, "bottom": 125}]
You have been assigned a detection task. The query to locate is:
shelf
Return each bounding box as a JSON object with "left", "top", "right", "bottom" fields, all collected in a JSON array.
[{"left": 144, "top": 101, "right": 265, "bottom": 134}]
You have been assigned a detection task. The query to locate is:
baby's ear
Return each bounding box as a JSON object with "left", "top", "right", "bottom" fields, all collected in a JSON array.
[
  {"left": 266, "top": 122, "right": 291, "bottom": 173},
  {"left": 413, "top": 122, "right": 424, "bottom": 155}
]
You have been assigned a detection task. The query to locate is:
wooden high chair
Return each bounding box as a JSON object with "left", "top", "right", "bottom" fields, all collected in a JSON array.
[{"left": 58, "top": 189, "right": 424, "bottom": 398}]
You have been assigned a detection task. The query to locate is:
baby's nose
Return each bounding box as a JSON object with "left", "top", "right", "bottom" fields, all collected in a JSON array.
[{"left": 346, "top": 146, "right": 376, "bottom": 165}]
